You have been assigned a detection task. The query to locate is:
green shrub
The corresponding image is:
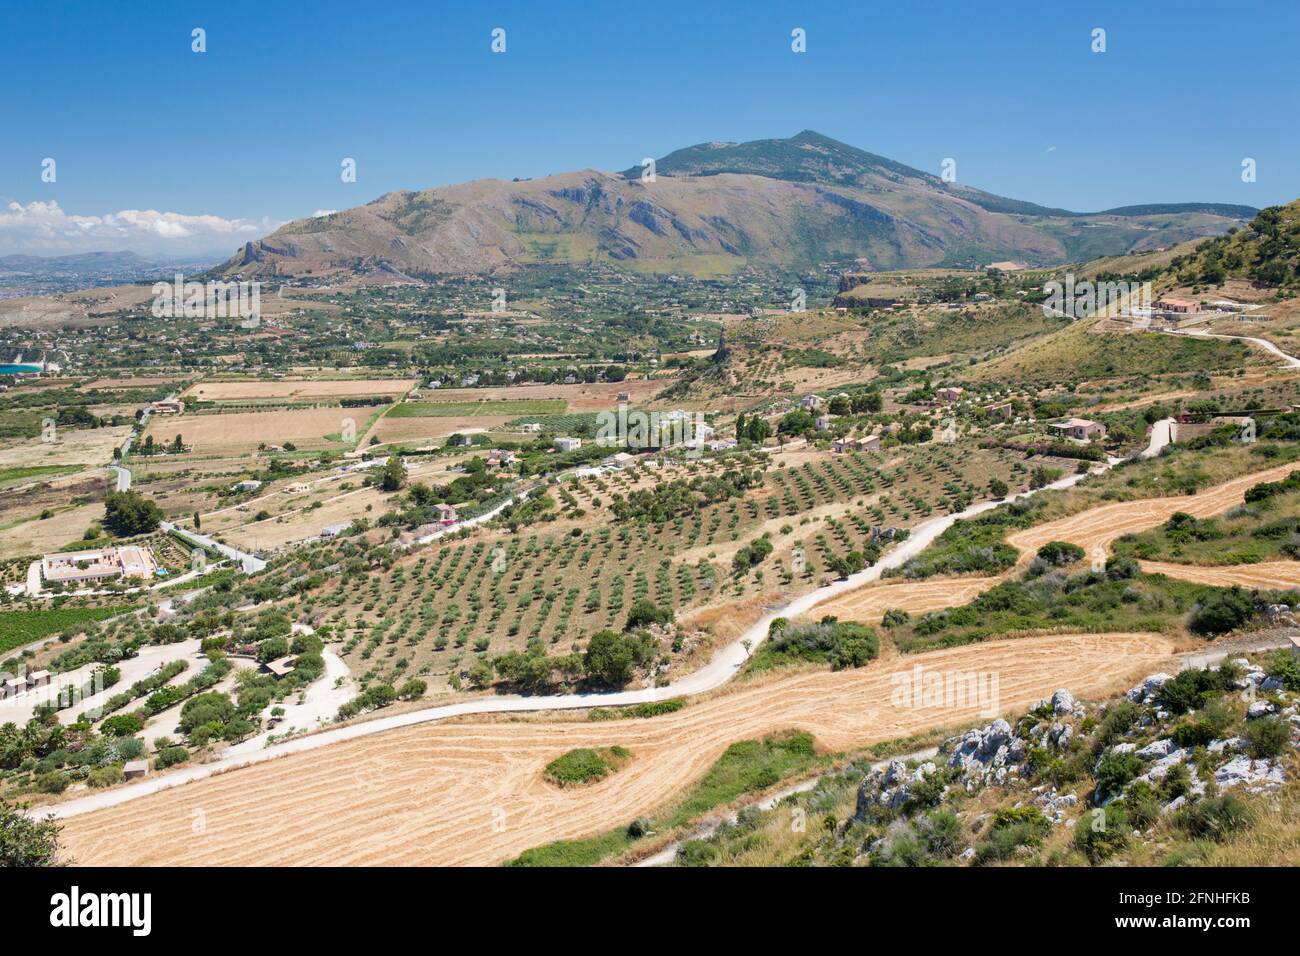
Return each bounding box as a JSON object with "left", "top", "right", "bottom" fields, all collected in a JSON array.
[
  {"left": 1036, "top": 541, "right": 1085, "bottom": 566},
  {"left": 543, "top": 747, "right": 627, "bottom": 786},
  {"left": 87, "top": 765, "right": 123, "bottom": 789},
  {"left": 155, "top": 746, "right": 190, "bottom": 769},
  {"left": 1177, "top": 794, "right": 1253, "bottom": 842},
  {"left": 1094, "top": 750, "right": 1144, "bottom": 802},
  {"left": 1171, "top": 719, "right": 1217, "bottom": 749},
  {"left": 1243, "top": 716, "right": 1289, "bottom": 759},
  {"left": 1073, "top": 805, "right": 1129, "bottom": 862},
  {"left": 1188, "top": 587, "right": 1256, "bottom": 636},
  {"left": 100, "top": 713, "right": 144, "bottom": 738}
]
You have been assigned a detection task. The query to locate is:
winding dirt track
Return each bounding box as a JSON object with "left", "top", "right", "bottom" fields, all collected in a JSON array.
[
  {"left": 59, "top": 632, "right": 1173, "bottom": 867},
  {"left": 811, "top": 462, "right": 1300, "bottom": 622}
]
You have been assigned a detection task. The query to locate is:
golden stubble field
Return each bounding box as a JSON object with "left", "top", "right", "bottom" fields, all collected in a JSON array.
[
  {"left": 58, "top": 630, "right": 1175, "bottom": 867},
  {"left": 142, "top": 408, "right": 353, "bottom": 453},
  {"left": 182, "top": 379, "right": 415, "bottom": 402}
]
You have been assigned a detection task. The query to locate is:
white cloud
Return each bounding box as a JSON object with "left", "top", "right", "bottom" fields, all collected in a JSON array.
[
  {"left": 312, "top": 209, "right": 338, "bottom": 218},
  {"left": 0, "top": 200, "right": 282, "bottom": 257}
]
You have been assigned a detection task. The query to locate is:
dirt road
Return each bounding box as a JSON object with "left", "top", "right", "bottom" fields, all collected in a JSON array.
[{"left": 58, "top": 631, "right": 1174, "bottom": 867}]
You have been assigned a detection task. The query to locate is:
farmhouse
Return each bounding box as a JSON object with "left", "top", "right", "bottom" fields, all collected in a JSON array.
[
  {"left": 985, "top": 401, "right": 1015, "bottom": 420},
  {"left": 27, "top": 670, "right": 50, "bottom": 689},
  {"left": 147, "top": 398, "right": 185, "bottom": 415},
  {"left": 123, "top": 760, "right": 148, "bottom": 781},
  {"left": 1, "top": 677, "right": 28, "bottom": 699},
  {"left": 605, "top": 452, "right": 637, "bottom": 469},
  {"left": 935, "top": 387, "right": 964, "bottom": 403},
  {"left": 437, "top": 503, "right": 458, "bottom": 526},
  {"left": 833, "top": 434, "right": 881, "bottom": 454},
  {"left": 42, "top": 546, "right": 157, "bottom": 584},
  {"left": 518, "top": 422, "right": 542, "bottom": 433},
  {"left": 264, "top": 656, "right": 297, "bottom": 679},
  {"left": 1155, "top": 297, "right": 1198, "bottom": 313},
  {"left": 554, "top": 436, "right": 582, "bottom": 452},
  {"left": 320, "top": 523, "right": 350, "bottom": 540},
  {"left": 1049, "top": 418, "right": 1107, "bottom": 441},
  {"left": 234, "top": 479, "right": 263, "bottom": 492},
  {"left": 801, "top": 394, "right": 825, "bottom": 411}
]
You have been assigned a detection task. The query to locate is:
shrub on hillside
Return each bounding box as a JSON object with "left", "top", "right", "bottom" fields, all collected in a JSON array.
[{"left": 1189, "top": 587, "right": 1256, "bottom": 636}]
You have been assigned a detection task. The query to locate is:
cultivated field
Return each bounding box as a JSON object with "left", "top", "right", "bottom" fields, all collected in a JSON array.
[
  {"left": 0, "top": 426, "right": 128, "bottom": 469},
  {"left": 370, "top": 414, "right": 514, "bottom": 446},
  {"left": 142, "top": 408, "right": 355, "bottom": 453},
  {"left": 183, "top": 379, "right": 415, "bottom": 402},
  {"left": 56, "top": 631, "right": 1176, "bottom": 866},
  {"left": 409, "top": 378, "right": 670, "bottom": 411}
]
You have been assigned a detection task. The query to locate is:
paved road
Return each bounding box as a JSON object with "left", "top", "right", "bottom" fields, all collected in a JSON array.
[{"left": 108, "top": 464, "right": 131, "bottom": 491}]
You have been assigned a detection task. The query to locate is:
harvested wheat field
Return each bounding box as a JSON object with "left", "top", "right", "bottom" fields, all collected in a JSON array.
[
  {"left": 401, "top": 378, "right": 671, "bottom": 411},
  {"left": 142, "top": 408, "right": 352, "bottom": 453},
  {"left": 801, "top": 462, "right": 1300, "bottom": 626},
  {"left": 1139, "top": 560, "right": 1300, "bottom": 590},
  {"left": 811, "top": 577, "right": 1005, "bottom": 624},
  {"left": 59, "top": 631, "right": 1174, "bottom": 867},
  {"left": 0, "top": 426, "right": 129, "bottom": 470},
  {"left": 1006, "top": 462, "right": 1300, "bottom": 559},
  {"left": 183, "top": 379, "right": 415, "bottom": 402}
]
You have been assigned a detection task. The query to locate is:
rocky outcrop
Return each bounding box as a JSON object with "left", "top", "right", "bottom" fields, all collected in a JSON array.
[{"left": 1126, "top": 672, "right": 1172, "bottom": 704}]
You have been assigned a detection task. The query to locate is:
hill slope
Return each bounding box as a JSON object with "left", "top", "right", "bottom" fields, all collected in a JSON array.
[{"left": 219, "top": 131, "right": 1254, "bottom": 280}]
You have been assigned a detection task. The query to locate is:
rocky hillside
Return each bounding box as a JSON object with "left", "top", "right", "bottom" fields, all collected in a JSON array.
[
  {"left": 218, "top": 132, "right": 1253, "bottom": 280},
  {"left": 668, "top": 648, "right": 1300, "bottom": 867}
]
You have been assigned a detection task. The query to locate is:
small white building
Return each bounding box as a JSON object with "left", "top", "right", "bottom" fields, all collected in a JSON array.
[
  {"left": 234, "top": 479, "right": 263, "bottom": 492},
  {"left": 555, "top": 436, "right": 582, "bottom": 452},
  {"left": 320, "top": 523, "right": 350, "bottom": 539}
]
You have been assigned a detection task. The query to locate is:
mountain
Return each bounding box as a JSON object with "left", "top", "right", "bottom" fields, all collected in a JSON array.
[{"left": 219, "top": 131, "right": 1256, "bottom": 280}]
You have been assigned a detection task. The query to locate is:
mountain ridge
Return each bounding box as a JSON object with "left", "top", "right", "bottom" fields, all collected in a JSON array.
[{"left": 218, "top": 131, "right": 1257, "bottom": 280}]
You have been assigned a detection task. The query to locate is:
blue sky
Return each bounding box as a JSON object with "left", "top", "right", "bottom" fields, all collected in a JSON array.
[{"left": 2, "top": 0, "right": 1297, "bottom": 256}]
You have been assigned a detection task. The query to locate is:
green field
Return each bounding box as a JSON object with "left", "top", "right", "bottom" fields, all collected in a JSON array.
[
  {"left": 388, "top": 399, "right": 567, "bottom": 418},
  {"left": 0, "top": 605, "right": 131, "bottom": 655},
  {"left": 0, "top": 465, "right": 83, "bottom": 487}
]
